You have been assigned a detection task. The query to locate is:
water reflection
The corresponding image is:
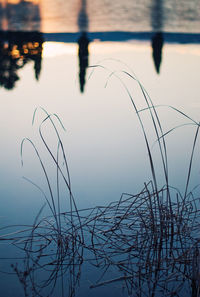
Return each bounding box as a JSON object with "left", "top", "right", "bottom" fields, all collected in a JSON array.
[
  {"left": 77, "top": 0, "right": 90, "bottom": 93},
  {"left": 0, "top": 0, "right": 40, "bottom": 31},
  {"left": 151, "top": 0, "right": 164, "bottom": 73},
  {"left": 1, "top": 108, "right": 199, "bottom": 297},
  {"left": 0, "top": 0, "right": 198, "bottom": 92},
  {"left": 3, "top": 179, "right": 200, "bottom": 297},
  {"left": 0, "top": 0, "right": 43, "bottom": 90},
  {"left": 152, "top": 32, "right": 163, "bottom": 74},
  {"left": 78, "top": 32, "right": 89, "bottom": 93},
  {"left": 0, "top": 31, "right": 43, "bottom": 90}
]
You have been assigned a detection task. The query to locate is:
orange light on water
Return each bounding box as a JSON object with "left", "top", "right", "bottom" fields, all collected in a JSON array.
[
  {"left": 11, "top": 49, "right": 20, "bottom": 58},
  {"left": 27, "top": 42, "right": 34, "bottom": 49}
]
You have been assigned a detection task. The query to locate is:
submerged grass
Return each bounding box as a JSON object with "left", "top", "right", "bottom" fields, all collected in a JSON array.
[{"left": 0, "top": 66, "right": 200, "bottom": 297}]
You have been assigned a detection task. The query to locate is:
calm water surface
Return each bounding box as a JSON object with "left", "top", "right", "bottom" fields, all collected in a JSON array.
[
  {"left": 0, "top": 1, "right": 200, "bottom": 296},
  {"left": 0, "top": 0, "right": 200, "bottom": 32}
]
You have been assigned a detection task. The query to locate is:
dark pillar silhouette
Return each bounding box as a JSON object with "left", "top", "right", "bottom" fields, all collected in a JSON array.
[
  {"left": 151, "top": 0, "right": 164, "bottom": 74},
  {"left": 77, "top": 0, "right": 89, "bottom": 93},
  {"left": 78, "top": 32, "right": 89, "bottom": 93},
  {"left": 152, "top": 32, "right": 163, "bottom": 74},
  {"left": 34, "top": 54, "right": 42, "bottom": 81}
]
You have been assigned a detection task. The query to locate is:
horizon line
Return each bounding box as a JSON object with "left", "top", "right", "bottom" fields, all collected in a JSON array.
[{"left": 0, "top": 30, "right": 199, "bottom": 44}]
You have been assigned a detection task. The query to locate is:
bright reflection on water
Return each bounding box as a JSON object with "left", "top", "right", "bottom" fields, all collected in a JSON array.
[{"left": 0, "top": 23, "right": 199, "bottom": 297}]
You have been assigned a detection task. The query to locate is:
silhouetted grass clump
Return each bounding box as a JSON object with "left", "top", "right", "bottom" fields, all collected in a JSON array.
[{"left": 0, "top": 67, "right": 200, "bottom": 297}]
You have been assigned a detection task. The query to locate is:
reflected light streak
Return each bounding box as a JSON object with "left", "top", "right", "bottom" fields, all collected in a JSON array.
[
  {"left": 90, "top": 41, "right": 150, "bottom": 54},
  {"left": 165, "top": 43, "right": 200, "bottom": 56},
  {"left": 90, "top": 41, "right": 200, "bottom": 56},
  {"left": 42, "top": 42, "right": 77, "bottom": 57},
  {"left": 42, "top": 41, "right": 200, "bottom": 59}
]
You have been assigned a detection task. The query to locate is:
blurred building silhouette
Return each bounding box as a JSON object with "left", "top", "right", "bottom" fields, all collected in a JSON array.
[
  {"left": 5, "top": 0, "right": 40, "bottom": 31},
  {"left": 0, "top": 31, "right": 43, "bottom": 90},
  {"left": 0, "top": 0, "right": 43, "bottom": 90}
]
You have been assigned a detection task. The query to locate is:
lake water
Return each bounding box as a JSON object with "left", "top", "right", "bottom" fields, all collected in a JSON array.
[
  {"left": 0, "top": 1, "right": 200, "bottom": 297},
  {"left": 1, "top": 0, "right": 200, "bottom": 33}
]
